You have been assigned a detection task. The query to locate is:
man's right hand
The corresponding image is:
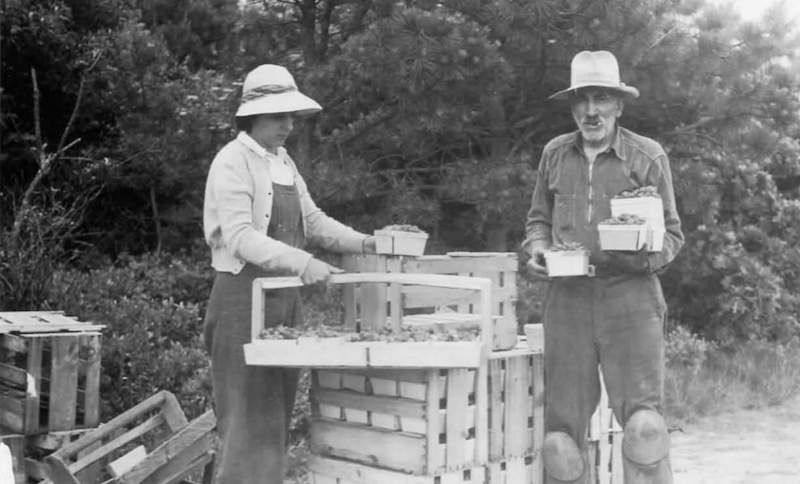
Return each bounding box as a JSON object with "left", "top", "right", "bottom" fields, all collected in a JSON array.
[
  {"left": 526, "top": 247, "right": 549, "bottom": 277},
  {"left": 301, "top": 258, "right": 344, "bottom": 285}
]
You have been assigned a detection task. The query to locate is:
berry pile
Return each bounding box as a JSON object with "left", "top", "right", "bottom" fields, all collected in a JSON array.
[
  {"left": 549, "top": 242, "right": 586, "bottom": 252},
  {"left": 258, "top": 324, "right": 480, "bottom": 342},
  {"left": 601, "top": 214, "right": 647, "bottom": 225},
  {"left": 615, "top": 186, "right": 660, "bottom": 198},
  {"left": 381, "top": 224, "right": 424, "bottom": 233}
]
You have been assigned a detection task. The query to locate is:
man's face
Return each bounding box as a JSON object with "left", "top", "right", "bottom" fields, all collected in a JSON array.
[
  {"left": 251, "top": 112, "right": 294, "bottom": 153},
  {"left": 570, "top": 88, "right": 624, "bottom": 149}
]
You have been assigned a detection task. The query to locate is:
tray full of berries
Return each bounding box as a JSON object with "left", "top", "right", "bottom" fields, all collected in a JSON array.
[
  {"left": 543, "top": 242, "right": 592, "bottom": 277},
  {"left": 373, "top": 224, "right": 429, "bottom": 256},
  {"left": 244, "top": 273, "right": 493, "bottom": 368},
  {"left": 598, "top": 214, "right": 648, "bottom": 251}
]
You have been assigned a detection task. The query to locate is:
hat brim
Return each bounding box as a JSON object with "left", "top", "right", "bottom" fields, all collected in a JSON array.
[
  {"left": 549, "top": 83, "right": 640, "bottom": 100},
  {"left": 236, "top": 91, "right": 322, "bottom": 117}
]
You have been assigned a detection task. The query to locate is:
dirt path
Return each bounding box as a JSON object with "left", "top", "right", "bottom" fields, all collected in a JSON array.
[{"left": 671, "top": 395, "right": 800, "bottom": 483}]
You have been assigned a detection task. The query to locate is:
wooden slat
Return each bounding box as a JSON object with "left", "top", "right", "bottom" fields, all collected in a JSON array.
[
  {"left": 25, "top": 337, "right": 43, "bottom": 433},
  {"left": 81, "top": 334, "right": 102, "bottom": 427},
  {"left": 1, "top": 333, "right": 28, "bottom": 353},
  {"left": 444, "top": 369, "right": 469, "bottom": 468},
  {"left": 611, "top": 432, "right": 624, "bottom": 484},
  {"left": 0, "top": 362, "right": 28, "bottom": 388},
  {"left": 0, "top": 395, "right": 25, "bottom": 433},
  {"left": 474, "top": 361, "right": 489, "bottom": 467},
  {"left": 488, "top": 359, "right": 504, "bottom": 460},
  {"left": 244, "top": 340, "right": 484, "bottom": 368},
  {"left": 425, "top": 369, "right": 440, "bottom": 474},
  {"left": 309, "top": 418, "right": 426, "bottom": 474},
  {"left": 49, "top": 336, "right": 80, "bottom": 431},
  {"left": 503, "top": 355, "right": 529, "bottom": 458},
  {"left": 531, "top": 354, "right": 545, "bottom": 458},
  {"left": 312, "top": 389, "right": 426, "bottom": 420}
]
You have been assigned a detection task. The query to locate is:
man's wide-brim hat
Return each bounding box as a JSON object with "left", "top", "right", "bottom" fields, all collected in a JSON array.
[
  {"left": 236, "top": 64, "right": 322, "bottom": 117},
  {"left": 549, "top": 50, "right": 640, "bottom": 100}
]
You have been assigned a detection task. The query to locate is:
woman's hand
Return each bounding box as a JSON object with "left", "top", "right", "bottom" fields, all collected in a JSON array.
[
  {"left": 362, "top": 236, "right": 377, "bottom": 254},
  {"left": 301, "top": 258, "right": 344, "bottom": 285}
]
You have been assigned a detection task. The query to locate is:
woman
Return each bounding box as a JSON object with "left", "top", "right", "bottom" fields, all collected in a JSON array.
[{"left": 202, "top": 64, "right": 376, "bottom": 484}]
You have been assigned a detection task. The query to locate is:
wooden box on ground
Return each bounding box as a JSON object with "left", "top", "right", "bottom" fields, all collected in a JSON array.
[
  {"left": 0, "top": 312, "right": 104, "bottom": 435},
  {"left": 244, "top": 273, "right": 494, "bottom": 369},
  {"left": 587, "top": 372, "right": 623, "bottom": 484},
  {"left": 307, "top": 342, "right": 543, "bottom": 478},
  {"left": 342, "top": 253, "right": 518, "bottom": 351},
  {"left": 44, "top": 390, "right": 215, "bottom": 484}
]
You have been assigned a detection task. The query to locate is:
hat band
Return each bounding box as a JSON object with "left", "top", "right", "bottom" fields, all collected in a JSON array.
[{"left": 241, "top": 85, "right": 296, "bottom": 103}]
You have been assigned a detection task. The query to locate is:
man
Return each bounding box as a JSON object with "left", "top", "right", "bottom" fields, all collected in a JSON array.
[{"left": 524, "top": 50, "right": 683, "bottom": 484}]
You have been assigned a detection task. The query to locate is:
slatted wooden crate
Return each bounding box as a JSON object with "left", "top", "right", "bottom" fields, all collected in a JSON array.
[
  {"left": 1, "top": 429, "right": 91, "bottom": 484},
  {"left": 307, "top": 341, "right": 543, "bottom": 477},
  {"left": 587, "top": 372, "right": 624, "bottom": 484},
  {"left": 342, "top": 253, "right": 519, "bottom": 351},
  {"left": 307, "top": 453, "right": 541, "bottom": 484},
  {"left": 244, "top": 273, "right": 494, "bottom": 369},
  {"left": 0, "top": 312, "right": 104, "bottom": 435}
]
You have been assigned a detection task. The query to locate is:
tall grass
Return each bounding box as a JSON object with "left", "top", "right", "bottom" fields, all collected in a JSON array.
[{"left": 664, "top": 326, "right": 800, "bottom": 425}]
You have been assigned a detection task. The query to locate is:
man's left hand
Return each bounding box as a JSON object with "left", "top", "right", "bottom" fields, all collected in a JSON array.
[{"left": 603, "top": 244, "right": 651, "bottom": 274}]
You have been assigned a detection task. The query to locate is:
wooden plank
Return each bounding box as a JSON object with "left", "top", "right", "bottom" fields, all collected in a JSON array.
[
  {"left": 504, "top": 355, "right": 529, "bottom": 458},
  {"left": 312, "top": 389, "right": 426, "bottom": 420},
  {"left": 611, "top": 432, "right": 623, "bottom": 484},
  {"left": 49, "top": 336, "right": 80, "bottom": 431},
  {"left": 244, "top": 340, "right": 483, "bottom": 368},
  {"left": 309, "top": 418, "right": 426, "bottom": 474},
  {"left": 0, "top": 364, "right": 27, "bottom": 388},
  {"left": 531, "top": 354, "right": 545, "bottom": 458},
  {"left": 474, "top": 361, "right": 488, "bottom": 467},
  {"left": 25, "top": 337, "right": 43, "bottom": 434},
  {"left": 308, "top": 455, "right": 431, "bottom": 484},
  {"left": 598, "top": 433, "right": 611, "bottom": 484},
  {"left": 108, "top": 445, "right": 147, "bottom": 478},
  {"left": 425, "top": 368, "right": 440, "bottom": 474},
  {"left": 389, "top": 282, "right": 403, "bottom": 332},
  {"left": 444, "top": 369, "right": 469, "bottom": 469},
  {"left": 1, "top": 333, "right": 28, "bottom": 353},
  {"left": 81, "top": 334, "right": 102, "bottom": 427},
  {"left": 0, "top": 397, "right": 25, "bottom": 433},
  {"left": 488, "top": 359, "right": 504, "bottom": 460}
]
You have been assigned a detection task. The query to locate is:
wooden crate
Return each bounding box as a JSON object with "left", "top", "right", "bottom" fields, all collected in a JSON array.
[
  {"left": 307, "top": 454, "right": 541, "bottom": 484},
  {"left": 342, "top": 253, "right": 519, "bottom": 351},
  {"left": 307, "top": 342, "right": 543, "bottom": 476},
  {"left": 587, "top": 372, "right": 623, "bottom": 484},
  {"left": 1, "top": 429, "right": 92, "bottom": 484},
  {"left": 44, "top": 391, "right": 215, "bottom": 484},
  {"left": 244, "top": 273, "right": 494, "bottom": 369},
  {"left": 0, "top": 312, "right": 103, "bottom": 435}
]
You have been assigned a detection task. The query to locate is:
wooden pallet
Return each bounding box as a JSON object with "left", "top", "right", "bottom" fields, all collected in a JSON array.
[
  {"left": 307, "top": 343, "right": 543, "bottom": 477},
  {"left": 244, "top": 273, "right": 494, "bottom": 369},
  {"left": 1, "top": 331, "right": 102, "bottom": 435},
  {"left": 587, "top": 371, "right": 624, "bottom": 484},
  {"left": 0, "top": 312, "right": 105, "bottom": 334},
  {"left": 342, "top": 253, "right": 519, "bottom": 351},
  {"left": 307, "top": 453, "right": 541, "bottom": 484}
]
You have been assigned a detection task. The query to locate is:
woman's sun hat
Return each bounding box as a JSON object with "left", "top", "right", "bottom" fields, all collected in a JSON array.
[
  {"left": 236, "top": 64, "right": 322, "bottom": 117},
  {"left": 549, "top": 50, "right": 640, "bottom": 100}
]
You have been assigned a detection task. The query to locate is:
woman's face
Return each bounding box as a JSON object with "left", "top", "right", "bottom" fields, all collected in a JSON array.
[{"left": 250, "top": 113, "right": 294, "bottom": 153}]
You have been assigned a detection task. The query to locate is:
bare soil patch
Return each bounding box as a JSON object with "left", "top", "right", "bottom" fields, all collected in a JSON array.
[{"left": 671, "top": 395, "right": 800, "bottom": 484}]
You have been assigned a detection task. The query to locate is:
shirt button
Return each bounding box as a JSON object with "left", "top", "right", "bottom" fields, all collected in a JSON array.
[{"left": 265, "top": 214, "right": 270, "bottom": 218}]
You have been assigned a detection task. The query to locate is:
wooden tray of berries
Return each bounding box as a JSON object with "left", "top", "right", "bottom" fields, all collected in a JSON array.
[{"left": 243, "top": 273, "right": 493, "bottom": 368}]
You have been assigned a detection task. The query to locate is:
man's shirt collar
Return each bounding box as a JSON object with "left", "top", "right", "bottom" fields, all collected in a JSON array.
[{"left": 572, "top": 126, "right": 627, "bottom": 161}]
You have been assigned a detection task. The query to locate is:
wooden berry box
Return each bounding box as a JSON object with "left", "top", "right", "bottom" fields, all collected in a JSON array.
[
  {"left": 306, "top": 342, "right": 543, "bottom": 476},
  {"left": 244, "top": 273, "right": 494, "bottom": 369},
  {"left": 374, "top": 229, "right": 429, "bottom": 256},
  {"left": 342, "top": 253, "right": 519, "bottom": 351},
  {"left": 0, "top": 312, "right": 104, "bottom": 435}
]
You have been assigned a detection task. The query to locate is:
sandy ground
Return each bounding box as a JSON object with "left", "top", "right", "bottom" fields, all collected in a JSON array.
[{"left": 671, "top": 395, "right": 800, "bottom": 484}]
